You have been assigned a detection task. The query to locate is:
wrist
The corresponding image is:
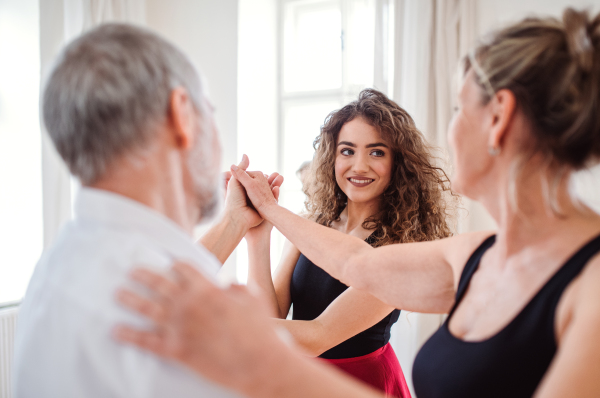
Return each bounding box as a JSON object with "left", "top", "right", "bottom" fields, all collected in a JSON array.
[
  {"left": 245, "top": 225, "right": 272, "bottom": 243},
  {"left": 199, "top": 210, "right": 249, "bottom": 264},
  {"left": 258, "top": 200, "right": 279, "bottom": 222},
  {"left": 222, "top": 209, "right": 250, "bottom": 238}
]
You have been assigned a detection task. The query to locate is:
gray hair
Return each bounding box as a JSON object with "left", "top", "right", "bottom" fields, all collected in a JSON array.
[{"left": 43, "top": 23, "right": 205, "bottom": 184}]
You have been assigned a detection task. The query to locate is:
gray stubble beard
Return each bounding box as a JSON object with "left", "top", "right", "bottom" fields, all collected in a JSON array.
[{"left": 187, "top": 128, "right": 223, "bottom": 225}]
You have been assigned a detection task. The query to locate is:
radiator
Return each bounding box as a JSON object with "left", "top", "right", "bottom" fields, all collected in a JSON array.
[{"left": 0, "top": 306, "right": 18, "bottom": 398}]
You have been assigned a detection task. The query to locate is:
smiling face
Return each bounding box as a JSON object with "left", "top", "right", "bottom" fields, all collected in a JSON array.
[{"left": 334, "top": 117, "right": 393, "bottom": 206}]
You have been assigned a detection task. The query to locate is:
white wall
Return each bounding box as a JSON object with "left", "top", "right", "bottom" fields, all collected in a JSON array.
[
  {"left": 0, "top": 0, "right": 42, "bottom": 303},
  {"left": 238, "top": 0, "right": 278, "bottom": 174},
  {"left": 146, "top": 0, "right": 239, "bottom": 171},
  {"left": 145, "top": 0, "right": 240, "bottom": 277},
  {"left": 236, "top": 0, "right": 279, "bottom": 282}
]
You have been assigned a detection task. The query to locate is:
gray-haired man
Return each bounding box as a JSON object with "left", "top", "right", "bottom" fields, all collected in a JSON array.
[{"left": 13, "top": 23, "right": 280, "bottom": 397}]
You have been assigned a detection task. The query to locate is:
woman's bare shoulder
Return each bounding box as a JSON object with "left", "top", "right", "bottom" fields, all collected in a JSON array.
[
  {"left": 559, "top": 229, "right": 600, "bottom": 305},
  {"left": 575, "top": 250, "right": 600, "bottom": 304},
  {"left": 546, "top": 230, "right": 600, "bottom": 344},
  {"left": 554, "top": 249, "right": 600, "bottom": 346},
  {"left": 441, "top": 230, "right": 497, "bottom": 273}
]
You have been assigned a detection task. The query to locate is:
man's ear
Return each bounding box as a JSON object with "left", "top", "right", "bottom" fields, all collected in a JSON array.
[
  {"left": 169, "top": 87, "right": 196, "bottom": 149},
  {"left": 488, "top": 89, "right": 517, "bottom": 151}
]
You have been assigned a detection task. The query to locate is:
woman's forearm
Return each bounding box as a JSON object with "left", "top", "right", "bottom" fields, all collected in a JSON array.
[
  {"left": 245, "top": 340, "right": 384, "bottom": 398},
  {"left": 260, "top": 204, "right": 456, "bottom": 313},
  {"left": 231, "top": 166, "right": 459, "bottom": 313},
  {"left": 199, "top": 213, "right": 248, "bottom": 264},
  {"left": 273, "top": 318, "right": 327, "bottom": 357},
  {"left": 231, "top": 166, "right": 373, "bottom": 290},
  {"left": 246, "top": 233, "right": 282, "bottom": 317},
  {"left": 262, "top": 204, "right": 372, "bottom": 290}
]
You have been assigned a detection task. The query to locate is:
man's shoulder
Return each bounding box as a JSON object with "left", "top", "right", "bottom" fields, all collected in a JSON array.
[
  {"left": 27, "top": 219, "right": 223, "bottom": 314},
  {"left": 51, "top": 218, "right": 221, "bottom": 274},
  {"left": 25, "top": 222, "right": 173, "bottom": 315},
  {"left": 15, "top": 292, "right": 241, "bottom": 398},
  {"left": 47, "top": 220, "right": 174, "bottom": 270}
]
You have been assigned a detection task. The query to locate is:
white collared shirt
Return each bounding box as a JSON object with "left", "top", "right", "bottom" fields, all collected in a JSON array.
[{"left": 14, "top": 188, "right": 241, "bottom": 398}]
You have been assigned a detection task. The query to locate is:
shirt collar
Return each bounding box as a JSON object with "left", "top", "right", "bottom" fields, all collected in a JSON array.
[{"left": 73, "top": 187, "right": 220, "bottom": 273}]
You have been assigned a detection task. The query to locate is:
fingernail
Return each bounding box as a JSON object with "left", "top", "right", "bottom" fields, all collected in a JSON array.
[{"left": 231, "top": 165, "right": 239, "bottom": 171}]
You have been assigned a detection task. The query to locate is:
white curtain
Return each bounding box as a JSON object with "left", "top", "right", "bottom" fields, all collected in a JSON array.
[
  {"left": 375, "top": 0, "right": 480, "bottom": 394},
  {"left": 392, "top": 0, "right": 477, "bottom": 147},
  {"left": 40, "top": 0, "right": 145, "bottom": 248}
]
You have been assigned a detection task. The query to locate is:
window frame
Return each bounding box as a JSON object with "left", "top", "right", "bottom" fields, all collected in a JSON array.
[{"left": 276, "top": 0, "right": 375, "bottom": 188}]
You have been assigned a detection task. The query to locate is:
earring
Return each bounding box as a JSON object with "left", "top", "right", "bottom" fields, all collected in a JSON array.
[{"left": 488, "top": 146, "right": 501, "bottom": 156}]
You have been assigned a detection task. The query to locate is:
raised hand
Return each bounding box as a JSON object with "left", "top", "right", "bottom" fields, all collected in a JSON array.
[
  {"left": 200, "top": 155, "right": 283, "bottom": 264},
  {"left": 224, "top": 154, "right": 283, "bottom": 230},
  {"left": 245, "top": 174, "right": 281, "bottom": 241},
  {"left": 231, "top": 158, "right": 281, "bottom": 217}
]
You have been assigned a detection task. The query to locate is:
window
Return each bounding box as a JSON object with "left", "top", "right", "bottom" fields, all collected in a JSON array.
[
  {"left": 0, "top": 0, "right": 42, "bottom": 304},
  {"left": 236, "top": 0, "right": 377, "bottom": 282},
  {"left": 279, "top": 0, "right": 375, "bottom": 215}
]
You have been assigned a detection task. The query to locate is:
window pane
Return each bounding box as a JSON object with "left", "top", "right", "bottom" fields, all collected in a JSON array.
[
  {"left": 281, "top": 100, "right": 341, "bottom": 213},
  {"left": 283, "top": 0, "right": 342, "bottom": 92},
  {"left": 346, "top": 0, "right": 375, "bottom": 88},
  {"left": 0, "top": 0, "right": 42, "bottom": 304}
]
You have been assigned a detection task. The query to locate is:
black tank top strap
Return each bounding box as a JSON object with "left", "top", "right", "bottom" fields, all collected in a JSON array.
[
  {"left": 412, "top": 232, "right": 600, "bottom": 398},
  {"left": 290, "top": 230, "right": 400, "bottom": 359},
  {"left": 449, "top": 235, "right": 496, "bottom": 317},
  {"left": 543, "top": 233, "right": 600, "bottom": 308},
  {"left": 552, "top": 232, "right": 600, "bottom": 280}
]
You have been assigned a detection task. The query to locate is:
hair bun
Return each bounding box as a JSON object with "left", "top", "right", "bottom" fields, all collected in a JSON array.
[
  {"left": 563, "top": 8, "right": 594, "bottom": 73},
  {"left": 466, "top": 7, "right": 600, "bottom": 172}
]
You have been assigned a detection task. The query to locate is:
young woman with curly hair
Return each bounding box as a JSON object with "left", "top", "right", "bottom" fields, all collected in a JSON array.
[{"left": 243, "top": 88, "right": 453, "bottom": 397}]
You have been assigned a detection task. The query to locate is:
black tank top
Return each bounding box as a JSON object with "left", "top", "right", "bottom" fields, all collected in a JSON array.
[
  {"left": 412, "top": 234, "right": 600, "bottom": 398},
  {"left": 290, "top": 235, "right": 400, "bottom": 360}
]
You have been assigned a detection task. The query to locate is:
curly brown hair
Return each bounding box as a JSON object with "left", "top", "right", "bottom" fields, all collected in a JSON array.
[{"left": 304, "top": 89, "right": 454, "bottom": 247}]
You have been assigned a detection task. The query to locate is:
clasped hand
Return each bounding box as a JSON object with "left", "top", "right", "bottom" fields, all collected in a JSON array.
[{"left": 223, "top": 154, "right": 283, "bottom": 234}]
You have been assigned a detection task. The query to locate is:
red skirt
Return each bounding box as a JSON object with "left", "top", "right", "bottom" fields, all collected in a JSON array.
[{"left": 322, "top": 343, "right": 411, "bottom": 398}]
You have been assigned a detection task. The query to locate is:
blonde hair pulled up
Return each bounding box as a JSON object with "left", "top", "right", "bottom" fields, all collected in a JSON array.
[{"left": 465, "top": 8, "right": 600, "bottom": 171}]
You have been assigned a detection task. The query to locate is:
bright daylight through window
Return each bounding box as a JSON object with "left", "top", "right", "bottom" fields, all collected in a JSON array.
[
  {"left": 236, "top": 0, "right": 376, "bottom": 283},
  {"left": 0, "top": 0, "right": 42, "bottom": 305},
  {"left": 280, "top": 0, "right": 375, "bottom": 215}
]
